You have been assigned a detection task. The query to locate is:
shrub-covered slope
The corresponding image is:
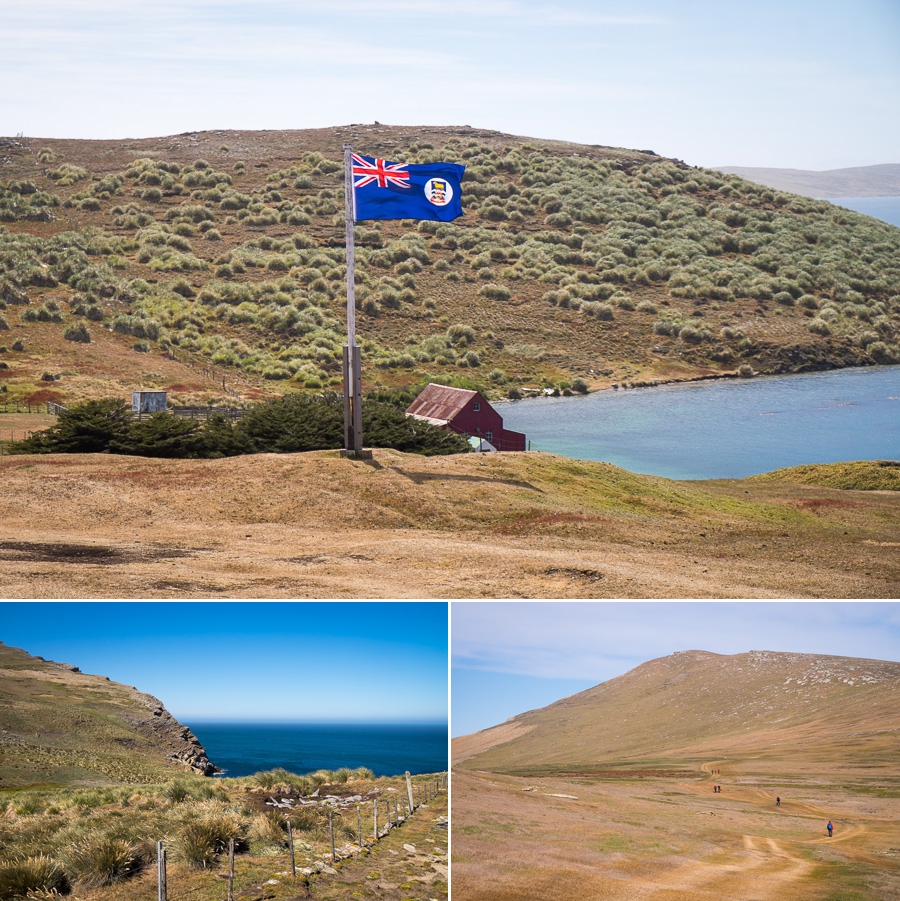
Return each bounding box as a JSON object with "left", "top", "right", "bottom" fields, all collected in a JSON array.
[{"left": 1, "top": 125, "right": 898, "bottom": 406}]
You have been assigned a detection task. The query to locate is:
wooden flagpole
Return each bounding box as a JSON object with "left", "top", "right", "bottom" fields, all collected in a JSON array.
[{"left": 342, "top": 143, "right": 367, "bottom": 458}]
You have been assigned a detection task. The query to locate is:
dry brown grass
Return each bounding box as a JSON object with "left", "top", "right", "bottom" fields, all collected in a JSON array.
[
  {"left": 0, "top": 449, "right": 897, "bottom": 597},
  {"left": 453, "top": 650, "right": 900, "bottom": 899}
]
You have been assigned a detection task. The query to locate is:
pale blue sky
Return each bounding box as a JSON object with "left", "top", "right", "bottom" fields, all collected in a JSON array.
[
  {"left": 451, "top": 601, "right": 900, "bottom": 736},
  {"left": 2, "top": 0, "right": 898, "bottom": 169},
  {"left": 1, "top": 601, "right": 448, "bottom": 723}
]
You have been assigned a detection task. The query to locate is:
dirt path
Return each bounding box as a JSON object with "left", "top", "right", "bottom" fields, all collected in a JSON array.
[
  {"left": 452, "top": 761, "right": 900, "bottom": 901},
  {"left": 309, "top": 792, "right": 447, "bottom": 901}
]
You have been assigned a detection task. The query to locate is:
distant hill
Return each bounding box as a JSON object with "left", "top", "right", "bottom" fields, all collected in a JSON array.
[
  {"left": 0, "top": 126, "right": 898, "bottom": 410},
  {"left": 455, "top": 649, "right": 900, "bottom": 774},
  {"left": 0, "top": 641, "right": 219, "bottom": 787},
  {"left": 714, "top": 163, "right": 900, "bottom": 198}
]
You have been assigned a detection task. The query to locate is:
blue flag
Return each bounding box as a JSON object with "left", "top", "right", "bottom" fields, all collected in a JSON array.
[{"left": 352, "top": 153, "right": 465, "bottom": 222}]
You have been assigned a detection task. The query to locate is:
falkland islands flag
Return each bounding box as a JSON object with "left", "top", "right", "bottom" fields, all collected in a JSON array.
[{"left": 351, "top": 153, "right": 465, "bottom": 222}]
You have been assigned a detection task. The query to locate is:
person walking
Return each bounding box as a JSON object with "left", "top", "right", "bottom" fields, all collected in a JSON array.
[
  {"left": 827, "top": 821, "right": 833, "bottom": 837},
  {"left": 776, "top": 797, "right": 781, "bottom": 807}
]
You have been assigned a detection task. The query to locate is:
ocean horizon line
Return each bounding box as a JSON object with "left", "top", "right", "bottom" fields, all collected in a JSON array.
[{"left": 182, "top": 719, "right": 448, "bottom": 726}]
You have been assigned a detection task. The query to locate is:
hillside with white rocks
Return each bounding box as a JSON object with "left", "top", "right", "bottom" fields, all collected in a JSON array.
[{"left": 457, "top": 649, "right": 900, "bottom": 774}]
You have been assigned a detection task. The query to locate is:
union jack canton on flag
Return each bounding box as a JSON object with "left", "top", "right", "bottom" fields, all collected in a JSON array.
[{"left": 352, "top": 153, "right": 465, "bottom": 222}]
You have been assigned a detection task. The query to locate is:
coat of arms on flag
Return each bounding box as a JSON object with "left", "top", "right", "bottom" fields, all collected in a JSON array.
[{"left": 351, "top": 154, "right": 465, "bottom": 222}]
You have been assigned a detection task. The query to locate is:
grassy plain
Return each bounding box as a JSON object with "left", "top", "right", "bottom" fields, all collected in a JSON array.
[{"left": 0, "top": 451, "right": 896, "bottom": 597}]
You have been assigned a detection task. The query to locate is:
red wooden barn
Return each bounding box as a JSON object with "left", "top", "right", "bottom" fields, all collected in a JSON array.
[{"left": 405, "top": 383, "right": 526, "bottom": 451}]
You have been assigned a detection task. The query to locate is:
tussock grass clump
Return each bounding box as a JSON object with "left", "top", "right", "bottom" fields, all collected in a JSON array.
[
  {"left": 62, "top": 836, "right": 144, "bottom": 888},
  {"left": 248, "top": 811, "right": 287, "bottom": 855},
  {"left": 176, "top": 813, "right": 243, "bottom": 869},
  {"left": 63, "top": 322, "right": 90, "bottom": 343},
  {"left": 0, "top": 854, "right": 68, "bottom": 900}
]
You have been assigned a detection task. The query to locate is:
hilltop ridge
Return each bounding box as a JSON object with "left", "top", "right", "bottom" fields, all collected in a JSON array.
[
  {"left": 456, "top": 648, "right": 900, "bottom": 774},
  {"left": 715, "top": 163, "right": 900, "bottom": 198},
  {"left": 0, "top": 640, "right": 219, "bottom": 787}
]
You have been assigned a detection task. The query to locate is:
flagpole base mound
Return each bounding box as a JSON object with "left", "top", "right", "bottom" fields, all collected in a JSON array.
[{"left": 340, "top": 449, "right": 373, "bottom": 459}]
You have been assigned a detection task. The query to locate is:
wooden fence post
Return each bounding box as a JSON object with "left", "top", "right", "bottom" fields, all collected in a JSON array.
[
  {"left": 405, "top": 771, "right": 414, "bottom": 815},
  {"left": 287, "top": 819, "right": 295, "bottom": 877},
  {"left": 157, "top": 842, "right": 167, "bottom": 901},
  {"left": 357, "top": 805, "right": 362, "bottom": 851},
  {"left": 328, "top": 809, "right": 335, "bottom": 863},
  {"left": 227, "top": 838, "right": 235, "bottom": 901},
  {"left": 373, "top": 798, "right": 378, "bottom": 840}
]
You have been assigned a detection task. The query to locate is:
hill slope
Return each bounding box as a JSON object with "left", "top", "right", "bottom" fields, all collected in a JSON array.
[
  {"left": 0, "top": 125, "right": 898, "bottom": 409},
  {"left": 453, "top": 650, "right": 900, "bottom": 901},
  {"left": 457, "top": 649, "right": 900, "bottom": 774},
  {"left": 0, "top": 641, "right": 218, "bottom": 787},
  {"left": 715, "top": 163, "right": 900, "bottom": 198}
]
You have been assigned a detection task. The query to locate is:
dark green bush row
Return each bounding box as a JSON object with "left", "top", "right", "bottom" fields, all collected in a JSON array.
[{"left": 14, "top": 395, "right": 470, "bottom": 458}]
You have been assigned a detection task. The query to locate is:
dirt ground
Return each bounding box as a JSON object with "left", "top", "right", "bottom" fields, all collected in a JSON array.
[
  {"left": 0, "top": 448, "right": 897, "bottom": 598},
  {"left": 451, "top": 765, "right": 900, "bottom": 901}
]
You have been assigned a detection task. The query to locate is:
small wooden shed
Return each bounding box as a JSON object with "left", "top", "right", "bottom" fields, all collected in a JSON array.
[
  {"left": 132, "top": 390, "right": 167, "bottom": 414},
  {"left": 406, "top": 384, "right": 525, "bottom": 451}
]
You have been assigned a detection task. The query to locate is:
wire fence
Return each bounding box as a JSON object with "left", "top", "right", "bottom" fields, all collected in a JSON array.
[{"left": 155, "top": 773, "right": 447, "bottom": 901}]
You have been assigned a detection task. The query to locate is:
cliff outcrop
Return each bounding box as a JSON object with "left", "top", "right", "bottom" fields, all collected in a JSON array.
[{"left": 0, "top": 640, "right": 220, "bottom": 787}]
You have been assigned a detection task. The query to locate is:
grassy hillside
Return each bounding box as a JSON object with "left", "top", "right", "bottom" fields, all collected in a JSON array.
[
  {"left": 0, "top": 765, "right": 447, "bottom": 901},
  {"left": 453, "top": 651, "right": 900, "bottom": 901},
  {"left": 1, "top": 125, "right": 898, "bottom": 408},
  {"left": 458, "top": 649, "right": 900, "bottom": 775},
  {"left": 0, "top": 642, "right": 217, "bottom": 789}
]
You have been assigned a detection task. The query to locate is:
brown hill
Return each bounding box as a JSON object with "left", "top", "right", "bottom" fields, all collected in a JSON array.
[
  {"left": 714, "top": 163, "right": 900, "bottom": 198},
  {"left": 0, "top": 640, "right": 218, "bottom": 788},
  {"left": 0, "top": 451, "right": 898, "bottom": 598},
  {"left": 457, "top": 649, "right": 900, "bottom": 774},
  {"left": 453, "top": 651, "right": 900, "bottom": 901}
]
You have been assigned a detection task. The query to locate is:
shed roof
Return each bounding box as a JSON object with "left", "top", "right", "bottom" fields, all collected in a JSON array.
[{"left": 405, "top": 383, "right": 479, "bottom": 425}]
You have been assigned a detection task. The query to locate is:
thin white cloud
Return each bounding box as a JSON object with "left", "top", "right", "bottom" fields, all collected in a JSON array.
[{"left": 452, "top": 602, "right": 900, "bottom": 681}]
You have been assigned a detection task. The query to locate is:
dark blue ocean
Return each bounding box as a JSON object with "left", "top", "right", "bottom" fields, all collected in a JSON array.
[{"left": 187, "top": 722, "right": 447, "bottom": 778}]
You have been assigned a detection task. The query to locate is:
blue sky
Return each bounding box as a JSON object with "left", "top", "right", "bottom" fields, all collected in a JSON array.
[
  {"left": 2, "top": 0, "right": 898, "bottom": 170},
  {"left": 451, "top": 601, "right": 900, "bottom": 736},
  {"left": 1, "top": 601, "right": 448, "bottom": 723}
]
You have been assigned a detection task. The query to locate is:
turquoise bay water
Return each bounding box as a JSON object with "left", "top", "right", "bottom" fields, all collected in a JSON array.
[
  {"left": 828, "top": 196, "right": 900, "bottom": 228},
  {"left": 188, "top": 722, "right": 447, "bottom": 778},
  {"left": 499, "top": 366, "right": 900, "bottom": 480}
]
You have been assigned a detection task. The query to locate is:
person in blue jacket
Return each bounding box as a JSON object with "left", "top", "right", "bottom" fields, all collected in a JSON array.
[{"left": 827, "top": 821, "right": 833, "bottom": 837}]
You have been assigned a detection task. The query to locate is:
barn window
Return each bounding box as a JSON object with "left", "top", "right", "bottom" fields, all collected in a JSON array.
[
  {"left": 473, "top": 401, "right": 480, "bottom": 411},
  {"left": 486, "top": 430, "right": 493, "bottom": 442}
]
